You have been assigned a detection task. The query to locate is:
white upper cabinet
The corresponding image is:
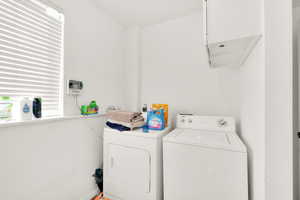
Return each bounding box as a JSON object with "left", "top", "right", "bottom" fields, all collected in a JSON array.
[{"left": 203, "top": 0, "right": 262, "bottom": 68}]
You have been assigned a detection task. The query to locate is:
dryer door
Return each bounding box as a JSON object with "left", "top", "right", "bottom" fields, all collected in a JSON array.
[{"left": 105, "top": 144, "right": 151, "bottom": 200}]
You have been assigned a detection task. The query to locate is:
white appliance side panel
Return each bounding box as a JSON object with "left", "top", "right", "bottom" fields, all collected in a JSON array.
[
  {"left": 154, "top": 139, "right": 164, "bottom": 200},
  {"left": 206, "top": 0, "right": 262, "bottom": 44},
  {"left": 163, "top": 142, "right": 248, "bottom": 200},
  {"left": 105, "top": 144, "right": 151, "bottom": 200}
]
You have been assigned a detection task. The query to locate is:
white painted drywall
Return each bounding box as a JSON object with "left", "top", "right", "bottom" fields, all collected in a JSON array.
[
  {"left": 56, "top": 0, "right": 125, "bottom": 114},
  {"left": 239, "top": 40, "right": 266, "bottom": 200},
  {"left": 0, "top": 0, "right": 124, "bottom": 199},
  {"left": 237, "top": 2, "right": 266, "bottom": 200},
  {"left": 0, "top": 118, "right": 104, "bottom": 200},
  {"left": 139, "top": 12, "right": 241, "bottom": 125},
  {"left": 265, "top": 0, "right": 295, "bottom": 200},
  {"left": 122, "top": 27, "right": 141, "bottom": 112}
]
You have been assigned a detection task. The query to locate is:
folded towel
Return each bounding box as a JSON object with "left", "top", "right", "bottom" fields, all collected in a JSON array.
[
  {"left": 129, "top": 115, "right": 144, "bottom": 123},
  {"left": 107, "top": 119, "right": 145, "bottom": 130},
  {"left": 106, "top": 121, "right": 131, "bottom": 132},
  {"left": 107, "top": 111, "right": 142, "bottom": 123}
]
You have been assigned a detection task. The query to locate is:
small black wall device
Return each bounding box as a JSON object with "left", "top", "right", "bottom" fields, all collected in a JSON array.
[{"left": 33, "top": 98, "right": 42, "bottom": 118}]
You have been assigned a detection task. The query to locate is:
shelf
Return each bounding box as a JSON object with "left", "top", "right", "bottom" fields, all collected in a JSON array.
[{"left": 0, "top": 113, "right": 106, "bottom": 129}]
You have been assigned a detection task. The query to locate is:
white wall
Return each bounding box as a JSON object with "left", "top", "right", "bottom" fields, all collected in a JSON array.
[
  {"left": 237, "top": 2, "right": 265, "bottom": 200},
  {"left": 0, "top": 0, "right": 124, "bottom": 199},
  {"left": 265, "top": 0, "right": 295, "bottom": 200},
  {"left": 239, "top": 40, "right": 265, "bottom": 200},
  {"left": 0, "top": 118, "right": 104, "bottom": 200},
  {"left": 140, "top": 12, "right": 241, "bottom": 125},
  {"left": 58, "top": 0, "right": 124, "bottom": 114},
  {"left": 122, "top": 27, "right": 141, "bottom": 111}
]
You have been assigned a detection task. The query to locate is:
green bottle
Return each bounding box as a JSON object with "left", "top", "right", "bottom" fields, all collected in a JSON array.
[
  {"left": 81, "top": 105, "right": 88, "bottom": 115},
  {"left": 89, "top": 101, "right": 99, "bottom": 114}
]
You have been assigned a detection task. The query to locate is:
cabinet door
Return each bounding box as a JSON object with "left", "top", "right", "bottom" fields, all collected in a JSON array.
[
  {"left": 105, "top": 144, "right": 151, "bottom": 200},
  {"left": 204, "top": 0, "right": 261, "bottom": 43}
]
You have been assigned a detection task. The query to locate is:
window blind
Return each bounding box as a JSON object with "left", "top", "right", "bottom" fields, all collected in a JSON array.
[{"left": 0, "top": 0, "right": 64, "bottom": 117}]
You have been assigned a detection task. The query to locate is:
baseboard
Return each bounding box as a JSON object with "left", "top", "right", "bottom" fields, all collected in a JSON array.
[{"left": 79, "top": 189, "right": 99, "bottom": 200}]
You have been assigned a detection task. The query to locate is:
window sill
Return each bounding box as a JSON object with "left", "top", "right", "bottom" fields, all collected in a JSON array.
[{"left": 0, "top": 113, "right": 106, "bottom": 129}]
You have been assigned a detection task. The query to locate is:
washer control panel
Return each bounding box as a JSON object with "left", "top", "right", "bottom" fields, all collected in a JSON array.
[{"left": 176, "top": 114, "right": 236, "bottom": 132}]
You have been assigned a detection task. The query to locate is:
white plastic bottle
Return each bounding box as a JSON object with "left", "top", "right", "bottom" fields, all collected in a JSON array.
[{"left": 20, "top": 97, "right": 32, "bottom": 121}]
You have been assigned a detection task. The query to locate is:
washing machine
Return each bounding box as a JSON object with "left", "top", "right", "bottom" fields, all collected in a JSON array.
[
  {"left": 103, "top": 127, "right": 171, "bottom": 200},
  {"left": 163, "top": 115, "right": 248, "bottom": 200}
]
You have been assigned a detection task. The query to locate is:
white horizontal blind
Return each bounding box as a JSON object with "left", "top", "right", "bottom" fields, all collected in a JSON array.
[{"left": 0, "top": 0, "right": 64, "bottom": 117}]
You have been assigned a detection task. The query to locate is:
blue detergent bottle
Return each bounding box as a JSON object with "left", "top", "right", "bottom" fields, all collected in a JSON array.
[{"left": 147, "top": 109, "right": 165, "bottom": 130}]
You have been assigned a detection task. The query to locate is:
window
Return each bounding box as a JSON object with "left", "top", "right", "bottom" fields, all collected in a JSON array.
[{"left": 0, "top": 0, "right": 64, "bottom": 117}]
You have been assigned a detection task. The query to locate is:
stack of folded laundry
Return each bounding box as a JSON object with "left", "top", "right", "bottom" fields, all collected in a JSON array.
[{"left": 106, "top": 111, "right": 145, "bottom": 131}]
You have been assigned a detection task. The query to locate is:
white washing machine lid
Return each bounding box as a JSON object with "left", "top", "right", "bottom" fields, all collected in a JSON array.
[{"left": 163, "top": 129, "right": 247, "bottom": 153}]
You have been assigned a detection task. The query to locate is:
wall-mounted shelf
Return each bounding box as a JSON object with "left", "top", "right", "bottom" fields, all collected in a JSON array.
[
  {"left": 203, "top": 0, "right": 262, "bottom": 68},
  {"left": 0, "top": 113, "right": 106, "bottom": 129}
]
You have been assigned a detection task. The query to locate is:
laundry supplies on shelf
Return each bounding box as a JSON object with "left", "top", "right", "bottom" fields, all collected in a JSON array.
[
  {"left": 81, "top": 100, "right": 99, "bottom": 115},
  {"left": 106, "top": 111, "right": 145, "bottom": 131}
]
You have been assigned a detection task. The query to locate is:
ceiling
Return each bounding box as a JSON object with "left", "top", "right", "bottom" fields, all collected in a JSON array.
[{"left": 94, "top": 0, "right": 202, "bottom": 26}]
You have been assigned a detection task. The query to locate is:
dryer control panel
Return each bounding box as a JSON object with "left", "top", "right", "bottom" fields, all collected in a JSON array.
[{"left": 176, "top": 114, "right": 236, "bottom": 132}]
